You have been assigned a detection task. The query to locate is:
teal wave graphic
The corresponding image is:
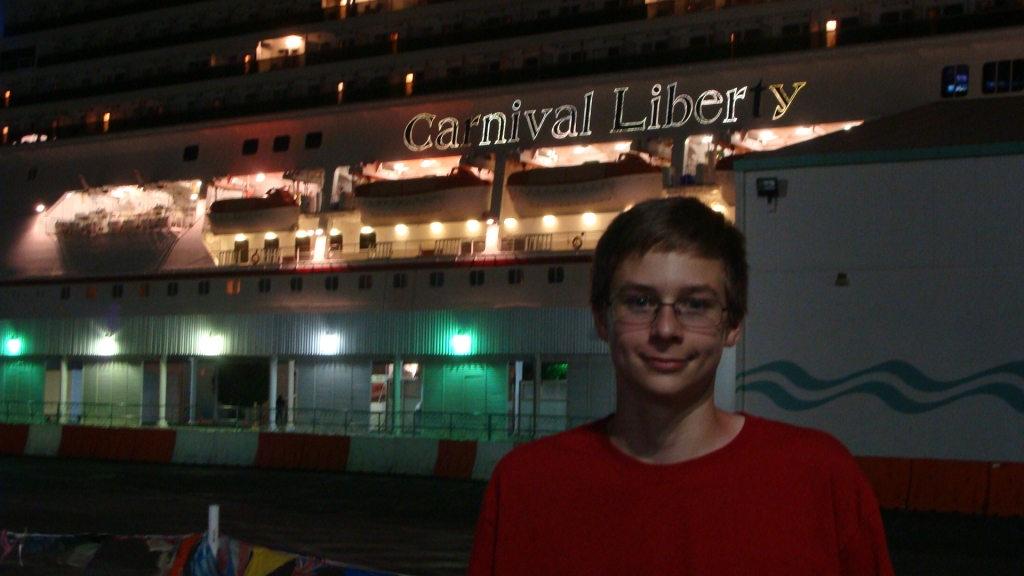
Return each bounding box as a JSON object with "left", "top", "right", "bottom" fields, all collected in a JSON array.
[
  {"left": 738, "top": 360, "right": 1024, "bottom": 415},
  {"left": 739, "top": 360, "right": 1024, "bottom": 393}
]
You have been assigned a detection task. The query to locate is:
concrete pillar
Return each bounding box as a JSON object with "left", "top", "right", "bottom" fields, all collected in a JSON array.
[
  {"left": 59, "top": 357, "right": 69, "bottom": 424},
  {"left": 671, "top": 132, "right": 686, "bottom": 188},
  {"left": 286, "top": 359, "right": 296, "bottom": 431},
  {"left": 393, "top": 355, "right": 403, "bottom": 433},
  {"left": 268, "top": 354, "right": 279, "bottom": 431},
  {"left": 188, "top": 357, "right": 197, "bottom": 425},
  {"left": 487, "top": 152, "right": 507, "bottom": 220},
  {"left": 158, "top": 355, "right": 169, "bottom": 428}
]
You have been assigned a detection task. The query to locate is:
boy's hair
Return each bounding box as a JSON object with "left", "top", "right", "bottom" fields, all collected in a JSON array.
[{"left": 590, "top": 196, "right": 748, "bottom": 327}]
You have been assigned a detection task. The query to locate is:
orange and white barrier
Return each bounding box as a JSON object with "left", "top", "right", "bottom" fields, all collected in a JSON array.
[{"left": 2, "top": 424, "right": 1021, "bottom": 517}]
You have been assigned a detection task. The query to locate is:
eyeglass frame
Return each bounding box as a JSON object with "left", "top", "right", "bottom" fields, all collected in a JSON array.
[{"left": 606, "top": 292, "right": 729, "bottom": 331}]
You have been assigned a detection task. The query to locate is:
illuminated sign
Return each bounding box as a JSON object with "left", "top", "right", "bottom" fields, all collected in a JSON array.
[{"left": 404, "top": 81, "right": 806, "bottom": 151}]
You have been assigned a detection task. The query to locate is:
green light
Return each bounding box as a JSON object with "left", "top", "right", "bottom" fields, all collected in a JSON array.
[
  {"left": 5, "top": 338, "right": 22, "bottom": 356},
  {"left": 450, "top": 334, "right": 472, "bottom": 355}
]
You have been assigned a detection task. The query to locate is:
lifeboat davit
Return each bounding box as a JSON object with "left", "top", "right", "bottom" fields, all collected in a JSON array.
[{"left": 506, "top": 153, "right": 664, "bottom": 217}]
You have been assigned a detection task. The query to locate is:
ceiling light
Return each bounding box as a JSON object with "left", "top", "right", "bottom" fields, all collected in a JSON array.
[
  {"left": 360, "top": 226, "right": 373, "bottom": 234},
  {"left": 284, "top": 35, "right": 303, "bottom": 49},
  {"left": 701, "top": 135, "right": 713, "bottom": 144},
  {"left": 255, "top": 173, "right": 266, "bottom": 182},
  {"left": 542, "top": 215, "right": 556, "bottom": 227},
  {"left": 395, "top": 224, "right": 408, "bottom": 235},
  {"left": 503, "top": 218, "right": 517, "bottom": 229},
  {"left": 614, "top": 142, "right": 631, "bottom": 152},
  {"left": 795, "top": 127, "right": 812, "bottom": 136},
  {"left": 430, "top": 222, "right": 442, "bottom": 233},
  {"left": 466, "top": 219, "right": 480, "bottom": 232},
  {"left": 582, "top": 212, "right": 597, "bottom": 226}
]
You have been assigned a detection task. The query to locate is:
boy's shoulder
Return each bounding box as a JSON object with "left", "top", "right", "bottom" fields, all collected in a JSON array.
[{"left": 492, "top": 418, "right": 610, "bottom": 478}]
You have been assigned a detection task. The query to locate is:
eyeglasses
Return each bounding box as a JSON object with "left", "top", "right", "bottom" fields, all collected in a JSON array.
[{"left": 608, "top": 293, "right": 726, "bottom": 331}]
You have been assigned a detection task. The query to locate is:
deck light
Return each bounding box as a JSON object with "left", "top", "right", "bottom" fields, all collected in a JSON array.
[
  {"left": 430, "top": 222, "right": 442, "bottom": 234},
  {"left": 503, "top": 218, "right": 517, "bottom": 229},
  {"left": 296, "top": 230, "right": 307, "bottom": 238},
  {"left": 844, "top": 123, "right": 856, "bottom": 131},
  {"left": 284, "top": 36, "right": 303, "bottom": 50},
  {"left": 360, "top": 226, "right": 373, "bottom": 234},
  {"left": 190, "top": 193, "right": 199, "bottom": 201},
  {"left": 315, "top": 228, "right": 324, "bottom": 236},
  {"left": 265, "top": 232, "right": 278, "bottom": 240},
  {"left": 450, "top": 334, "right": 472, "bottom": 356},
  {"left": 582, "top": 212, "right": 597, "bottom": 226},
  {"left": 306, "top": 229, "right": 314, "bottom": 237},
  {"left": 573, "top": 146, "right": 588, "bottom": 155},
  {"left": 466, "top": 219, "right": 480, "bottom": 232},
  {"left": 825, "top": 20, "right": 837, "bottom": 31},
  {"left": 795, "top": 126, "right": 813, "bottom": 136},
  {"left": 5, "top": 338, "right": 23, "bottom": 356},
  {"left": 395, "top": 224, "right": 408, "bottom": 236},
  {"left": 329, "top": 228, "right": 340, "bottom": 236},
  {"left": 234, "top": 234, "right": 246, "bottom": 242},
  {"left": 711, "top": 203, "right": 726, "bottom": 213},
  {"left": 255, "top": 173, "right": 266, "bottom": 182},
  {"left": 542, "top": 215, "right": 556, "bottom": 227},
  {"left": 103, "top": 112, "right": 111, "bottom": 123},
  {"left": 199, "top": 334, "right": 224, "bottom": 356},
  {"left": 613, "top": 142, "right": 631, "bottom": 152},
  {"left": 97, "top": 335, "right": 117, "bottom": 356},
  {"left": 421, "top": 159, "right": 437, "bottom": 168},
  {"left": 35, "top": 204, "right": 45, "bottom": 213},
  {"left": 701, "top": 135, "right": 713, "bottom": 144}
]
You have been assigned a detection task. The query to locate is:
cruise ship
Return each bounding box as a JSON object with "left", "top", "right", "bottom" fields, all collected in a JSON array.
[{"left": 0, "top": 0, "right": 1022, "bottom": 494}]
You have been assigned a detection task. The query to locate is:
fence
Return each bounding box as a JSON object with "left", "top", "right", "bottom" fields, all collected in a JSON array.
[{"left": 0, "top": 399, "right": 594, "bottom": 441}]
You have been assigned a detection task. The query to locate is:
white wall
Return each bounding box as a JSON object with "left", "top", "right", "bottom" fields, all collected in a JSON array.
[{"left": 739, "top": 155, "right": 1024, "bottom": 461}]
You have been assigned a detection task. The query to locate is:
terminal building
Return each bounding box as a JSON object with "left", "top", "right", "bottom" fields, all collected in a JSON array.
[{"left": 0, "top": 0, "right": 1021, "bottom": 463}]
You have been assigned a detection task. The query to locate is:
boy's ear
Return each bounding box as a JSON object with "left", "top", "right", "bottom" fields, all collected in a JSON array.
[
  {"left": 723, "top": 319, "right": 743, "bottom": 347},
  {"left": 592, "top": 307, "right": 610, "bottom": 342}
]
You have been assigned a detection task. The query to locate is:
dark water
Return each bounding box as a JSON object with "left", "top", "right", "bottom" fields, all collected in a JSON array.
[{"left": 1, "top": 456, "right": 1022, "bottom": 576}]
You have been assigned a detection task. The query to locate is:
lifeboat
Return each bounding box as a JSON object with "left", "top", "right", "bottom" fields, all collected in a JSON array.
[
  {"left": 506, "top": 153, "right": 664, "bottom": 217},
  {"left": 207, "top": 188, "right": 301, "bottom": 234},
  {"left": 353, "top": 167, "right": 492, "bottom": 226}
]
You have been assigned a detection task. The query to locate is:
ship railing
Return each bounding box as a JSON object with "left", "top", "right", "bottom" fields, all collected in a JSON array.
[{"left": 0, "top": 399, "right": 594, "bottom": 441}]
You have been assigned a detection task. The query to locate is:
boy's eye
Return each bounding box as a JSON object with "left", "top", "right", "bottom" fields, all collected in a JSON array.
[
  {"left": 624, "top": 295, "right": 655, "bottom": 309},
  {"left": 680, "top": 298, "right": 715, "bottom": 313}
]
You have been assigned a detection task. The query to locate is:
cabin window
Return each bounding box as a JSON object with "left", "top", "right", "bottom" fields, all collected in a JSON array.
[
  {"left": 111, "top": 284, "right": 124, "bottom": 298},
  {"left": 508, "top": 268, "right": 524, "bottom": 285},
  {"left": 273, "top": 135, "right": 290, "bottom": 152},
  {"left": 325, "top": 276, "right": 339, "bottom": 291},
  {"left": 167, "top": 282, "right": 179, "bottom": 296},
  {"left": 242, "top": 138, "right": 259, "bottom": 155},
  {"left": 393, "top": 273, "right": 407, "bottom": 289},
  {"left": 469, "top": 270, "right": 485, "bottom": 286},
  {"left": 226, "top": 279, "right": 241, "bottom": 295},
  {"left": 429, "top": 271, "right": 444, "bottom": 287},
  {"left": 139, "top": 283, "right": 150, "bottom": 297},
  {"left": 198, "top": 280, "right": 211, "bottom": 295},
  {"left": 548, "top": 267, "right": 565, "bottom": 284},
  {"left": 942, "top": 65, "right": 969, "bottom": 97},
  {"left": 290, "top": 277, "right": 303, "bottom": 292},
  {"left": 358, "top": 274, "right": 373, "bottom": 290},
  {"left": 60, "top": 286, "right": 71, "bottom": 300},
  {"left": 982, "top": 60, "right": 1024, "bottom": 94},
  {"left": 305, "top": 132, "right": 322, "bottom": 149},
  {"left": 258, "top": 278, "right": 272, "bottom": 293},
  {"left": 183, "top": 145, "right": 199, "bottom": 161},
  {"left": 27, "top": 167, "right": 37, "bottom": 180}
]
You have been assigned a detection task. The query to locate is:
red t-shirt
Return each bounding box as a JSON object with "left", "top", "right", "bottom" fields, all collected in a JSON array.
[{"left": 468, "top": 415, "right": 894, "bottom": 576}]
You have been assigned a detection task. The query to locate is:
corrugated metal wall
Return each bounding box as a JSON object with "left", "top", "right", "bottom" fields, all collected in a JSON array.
[{"left": 1, "top": 308, "right": 607, "bottom": 358}]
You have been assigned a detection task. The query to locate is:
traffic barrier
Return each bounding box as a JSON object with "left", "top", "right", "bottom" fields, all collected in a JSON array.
[
  {"left": 0, "top": 423, "right": 29, "bottom": 455},
  {"left": 986, "top": 462, "right": 1024, "bottom": 517},
  {"left": 908, "top": 458, "right": 990, "bottom": 514},
  {"left": 472, "top": 441, "right": 516, "bottom": 481},
  {"left": 131, "top": 428, "right": 176, "bottom": 463},
  {"left": 58, "top": 425, "right": 105, "bottom": 458},
  {"left": 211, "top": 430, "right": 259, "bottom": 467},
  {"left": 24, "top": 424, "right": 61, "bottom": 456},
  {"left": 855, "top": 456, "right": 911, "bottom": 510},
  {"left": 298, "top": 434, "right": 350, "bottom": 471},
  {"left": 392, "top": 438, "right": 439, "bottom": 476},
  {"left": 348, "top": 436, "right": 397, "bottom": 474},
  {"left": 254, "top": 432, "right": 306, "bottom": 469},
  {"left": 172, "top": 428, "right": 218, "bottom": 465},
  {"left": 434, "top": 440, "right": 477, "bottom": 479},
  {"left": 93, "top": 427, "right": 137, "bottom": 461}
]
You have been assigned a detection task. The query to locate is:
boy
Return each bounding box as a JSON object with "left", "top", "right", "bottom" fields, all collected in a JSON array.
[{"left": 468, "top": 197, "right": 893, "bottom": 575}]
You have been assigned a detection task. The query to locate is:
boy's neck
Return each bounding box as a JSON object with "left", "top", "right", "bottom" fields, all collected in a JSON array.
[{"left": 607, "top": 392, "right": 745, "bottom": 465}]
